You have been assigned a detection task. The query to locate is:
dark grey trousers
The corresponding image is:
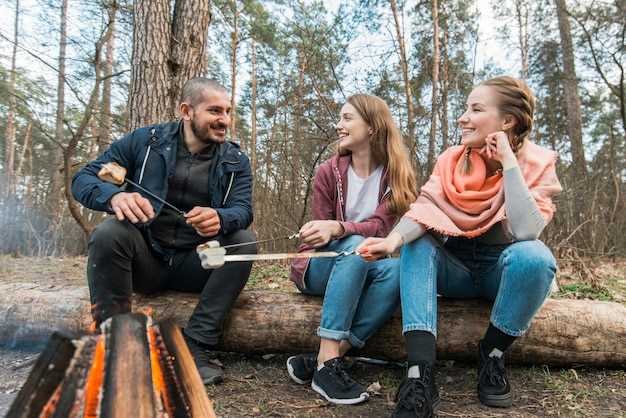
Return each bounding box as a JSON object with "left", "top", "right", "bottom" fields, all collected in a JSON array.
[{"left": 87, "top": 217, "right": 256, "bottom": 346}]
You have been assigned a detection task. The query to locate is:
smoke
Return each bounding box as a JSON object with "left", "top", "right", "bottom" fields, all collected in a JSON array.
[{"left": 0, "top": 195, "right": 86, "bottom": 256}]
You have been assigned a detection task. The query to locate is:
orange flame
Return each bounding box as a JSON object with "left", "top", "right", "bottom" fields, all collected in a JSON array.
[
  {"left": 83, "top": 336, "right": 105, "bottom": 418},
  {"left": 39, "top": 383, "right": 63, "bottom": 418},
  {"left": 148, "top": 327, "right": 175, "bottom": 417}
]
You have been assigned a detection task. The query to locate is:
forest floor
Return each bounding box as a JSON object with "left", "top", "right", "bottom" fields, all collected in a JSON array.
[{"left": 0, "top": 255, "right": 625, "bottom": 417}]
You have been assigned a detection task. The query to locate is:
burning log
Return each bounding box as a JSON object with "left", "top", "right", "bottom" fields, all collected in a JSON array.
[
  {"left": 6, "top": 314, "right": 216, "bottom": 418},
  {"left": 5, "top": 333, "right": 77, "bottom": 418},
  {"left": 100, "top": 314, "right": 156, "bottom": 418}
]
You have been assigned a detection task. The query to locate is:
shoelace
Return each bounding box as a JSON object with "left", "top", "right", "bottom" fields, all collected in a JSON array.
[
  {"left": 395, "top": 377, "right": 432, "bottom": 414},
  {"left": 328, "top": 360, "right": 357, "bottom": 387},
  {"left": 480, "top": 355, "right": 507, "bottom": 386}
]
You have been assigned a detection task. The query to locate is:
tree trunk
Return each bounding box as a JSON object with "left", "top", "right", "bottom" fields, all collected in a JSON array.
[
  {"left": 3, "top": 0, "right": 20, "bottom": 198},
  {"left": 428, "top": 0, "right": 440, "bottom": 174},
  {"left": 15, "top": 122, "right": 31, "bottom": 179},
  {"left": 515, "top": 0, "right": 529, "bottom": 80},
  {"left": 390, "top": 0, "right": 420, "bottom": 178},
  {"left": 250, "top": 39, "right": 258, "bottom": 174},
  {"left": 440, "top": 17, "right": 449, "bottom": 151},
  {"left": 128, "top": 0, "right": 211, "bottom": 130},
  {"left": 128, "top": 0, "right": 171, "bottom": 130},
  {"left": 169, "top": 0, "right": 211, "bottom": 118},
  {"left": 230, "top": 0, "right": 239, "bottom": 142},
  {"left": 554, "top": 0, "right": 587, "bottom": 183},
  {"left": 1, "top": 283, "right": 624, "bottom": 368},
  {"left": 64, "top": 4, "right": 117, "bottom": 236},
  {"left": 99, "top": 0, "right": 116, "bottom": 150},
  {"left": 47, "top": 0, "right": 68, "bottom": 237}
]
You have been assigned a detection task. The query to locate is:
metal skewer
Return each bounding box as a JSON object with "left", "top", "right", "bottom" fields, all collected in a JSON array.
[
  {"left": 124, "top": 178, "right": 186, "bottom": 216},
  {"left": 97, "top": 162, "right": 185, "bottom": 216}
]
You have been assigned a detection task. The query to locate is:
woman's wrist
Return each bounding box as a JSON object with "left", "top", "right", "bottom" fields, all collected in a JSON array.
[
  {"left": 501, "top": 153, "right": 518, "bottom": 170},
  {"left": 333, "top": 221, "right": 345, "bottom": 238},
  {"left": 387, "top": 232, "right": 404, "bottom": 252}
]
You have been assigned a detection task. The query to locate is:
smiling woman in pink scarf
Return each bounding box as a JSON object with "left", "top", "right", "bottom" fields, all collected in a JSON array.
[{"left": 359, "top": 76, "right": 562, "bottom": 418}]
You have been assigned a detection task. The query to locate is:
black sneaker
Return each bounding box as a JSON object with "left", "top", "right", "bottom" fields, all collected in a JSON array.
[
  {"left": 287, "top": 353, "right": 317, "bottom": 384},
  {"left": 392, "top": 363, "right": 440, "bottom": 418},
  {"left": 477, "top": 340, "right": 512, "bottom": 407},
  {"left": 183, "top": 333, "right": 224, "bottom": 385},
  {"left": 311, "top": 358, "right": 369, "bottom": 405}
]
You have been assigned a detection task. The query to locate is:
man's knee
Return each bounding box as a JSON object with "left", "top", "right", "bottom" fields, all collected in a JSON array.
[
  {"left": 88, "top": 218, "right": 139, "bottom": 252},
  {"left": 221, "top": 229, "right": 257, "bottom": 254}
]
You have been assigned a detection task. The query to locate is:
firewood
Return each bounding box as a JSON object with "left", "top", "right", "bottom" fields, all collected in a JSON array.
[{"left": 99, "top": 314, "right": 156, "bottom": 418}]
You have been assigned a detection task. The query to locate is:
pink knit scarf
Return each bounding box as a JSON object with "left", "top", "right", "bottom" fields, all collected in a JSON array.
[{"left": 405, "top": 141, "right": 562, "bottom": 238}]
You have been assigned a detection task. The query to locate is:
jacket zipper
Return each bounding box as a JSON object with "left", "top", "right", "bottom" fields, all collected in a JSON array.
[
  {"left": 223, "top": 172, "right": 235, "bottom": 205},
  {"left": 138, "top": 145, "right": 151, "bottom": 185}
]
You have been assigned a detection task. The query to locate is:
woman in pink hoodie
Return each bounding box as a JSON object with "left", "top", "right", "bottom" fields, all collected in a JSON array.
[{"left": 286, "top": 94, "right": 417, "bottom": 405}]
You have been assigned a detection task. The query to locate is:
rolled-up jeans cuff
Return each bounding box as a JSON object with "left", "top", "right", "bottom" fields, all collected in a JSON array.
[
  {"left": 402, "top": 323, "right": 437, "bottom": 338},
  {"left": 317, "top": 327, "right": 350, "bottom": 342},
  {"left": 348, "top": 333, "right": 366, "bottom": 349},
  {"left": 490, "top": 318, "right": 526, "bottom": 337}
]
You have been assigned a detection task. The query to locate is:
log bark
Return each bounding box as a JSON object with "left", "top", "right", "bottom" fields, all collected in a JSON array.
[
  {"left": 0, "top": 281, "right": 624, "bottom": 368},
  {"left": 100, "top": 314, "right": 155, "bottom": 418}
]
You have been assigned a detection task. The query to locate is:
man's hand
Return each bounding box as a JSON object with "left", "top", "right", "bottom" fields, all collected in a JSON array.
[
  {"left": 357, "top": 232, "right": 403, "bottom": 261},
  {"left": 110, "top": 192, "right": 155, "bottom": 223},
  {"left": 185, "top": 206, "right": 221, "bottom": 237},
  {"left": 299, "top": 220, "right": 344, "bottom": 248}
]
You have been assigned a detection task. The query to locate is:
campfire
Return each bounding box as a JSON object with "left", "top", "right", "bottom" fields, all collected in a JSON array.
[{"left": 6, "top": 313, "right": 216, "bottom": 418}]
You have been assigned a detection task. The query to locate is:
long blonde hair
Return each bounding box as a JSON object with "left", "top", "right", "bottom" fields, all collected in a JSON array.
[{"left": 341, "top": 94, "right": 418, "bottom": 216}]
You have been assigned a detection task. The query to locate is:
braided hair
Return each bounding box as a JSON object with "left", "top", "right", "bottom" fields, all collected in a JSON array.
[{"left": 480, "top": 76, "right": 536, "bottom": 153}]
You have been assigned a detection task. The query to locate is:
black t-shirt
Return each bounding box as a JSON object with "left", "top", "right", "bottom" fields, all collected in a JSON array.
[{"left": 150, "top": 126, "right": 218, "bottom": 250}]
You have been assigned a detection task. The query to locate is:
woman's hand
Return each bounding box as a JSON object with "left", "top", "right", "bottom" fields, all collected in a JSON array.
[
  {"left": 299, "top": 220, "right": 344, "bottom": 248},
  {"left": 357, "top": 232, "right": 403, "bottom": 261},
  {"left": 481, "top": 131, "right": 518, "bottom": 169}
]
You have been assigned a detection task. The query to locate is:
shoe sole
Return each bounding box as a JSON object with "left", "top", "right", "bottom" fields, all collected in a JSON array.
[
  {"left": 479, "top": 392, "right": 512, "bottom": 408},
  {"left": 311, "top": 381, "right": 369, "bottom": 405},
  {"left": 286, "top": 356, "right": 310, "bottom": 385}
]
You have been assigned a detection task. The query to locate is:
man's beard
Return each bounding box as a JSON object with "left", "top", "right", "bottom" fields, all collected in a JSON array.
[{"left": 190, "top": 118, "right": 225, "bottom": 144}]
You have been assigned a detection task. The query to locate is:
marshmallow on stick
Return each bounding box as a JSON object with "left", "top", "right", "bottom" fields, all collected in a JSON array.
[{"left": 98, "top": 162, "right": 127, "bottom": 185}]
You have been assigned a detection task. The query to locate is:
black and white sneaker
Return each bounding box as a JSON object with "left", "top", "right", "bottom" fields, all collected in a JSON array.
[
  {"left": 392, "top": 363, "right": 440, "bottom": 418},
  {"left": 477, "top": 340, "right": 512, "bottom": 408},
  {"left": 311, "top": 358, "right": 369, "bottom": 405},
  {"left": 286, "top": 353, "right": 317, "bottom": 384}
]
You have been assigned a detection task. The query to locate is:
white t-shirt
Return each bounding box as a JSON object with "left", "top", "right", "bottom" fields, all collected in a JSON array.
[{"left": 345, "top": 165, "right": 383, "bottom": 222}]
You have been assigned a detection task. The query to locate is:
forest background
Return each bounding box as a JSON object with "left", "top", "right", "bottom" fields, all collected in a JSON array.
[{"left": 0, "top": 0, "right": 624, "bottom": 268}]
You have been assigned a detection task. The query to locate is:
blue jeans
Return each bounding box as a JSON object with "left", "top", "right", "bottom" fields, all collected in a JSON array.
[
  {"left": 301, "top": 235, "right": 400, "bottom": 348},
  {"left": 400, "top": 234, "right": 557, "bottom": 337}
]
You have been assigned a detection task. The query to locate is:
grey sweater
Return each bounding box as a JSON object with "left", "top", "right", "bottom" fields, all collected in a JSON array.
[{"left": 393, "top": 166, "right": 545, "bottom": 244}]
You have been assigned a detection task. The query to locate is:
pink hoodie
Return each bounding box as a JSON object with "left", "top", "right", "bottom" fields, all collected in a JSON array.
[{"left": 289, "top": 154, "right": 397, "bottom": 289}]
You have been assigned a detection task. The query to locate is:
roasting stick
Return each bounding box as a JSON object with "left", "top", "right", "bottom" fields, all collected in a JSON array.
[
  {"left": 97, "top": 162, "right": 186, "bottom": 216},
  {"left": 196, "top": 240, "right": 360, "bottom": 269}
]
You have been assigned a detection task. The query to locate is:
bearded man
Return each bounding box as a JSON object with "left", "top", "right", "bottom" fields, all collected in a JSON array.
[{"left": 72, "top": 77, "right": 256, "bottom": 385}]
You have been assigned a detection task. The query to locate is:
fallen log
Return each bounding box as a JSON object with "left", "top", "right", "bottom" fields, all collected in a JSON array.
[{"left": 0, "top": 281, "right": 624, "bottom": 368}]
